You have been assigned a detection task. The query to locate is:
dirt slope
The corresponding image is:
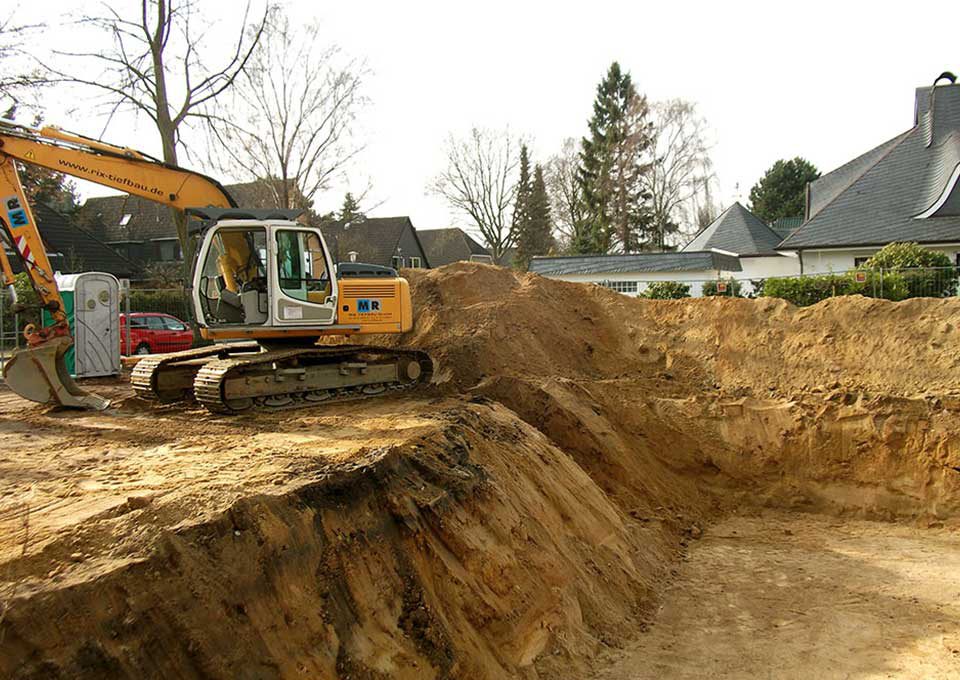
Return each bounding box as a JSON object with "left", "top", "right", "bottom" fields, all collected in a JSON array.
[{"left": 2, "top": 263, "right": 959, "bottom": 679}]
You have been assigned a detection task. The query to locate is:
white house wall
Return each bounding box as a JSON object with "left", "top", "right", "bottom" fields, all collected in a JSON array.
[
  {"left": 800, "top": 246, "right": 960, "bottom": 274},
  {"left": 538, "top": 269, "right": 740, "bottom": 298}
]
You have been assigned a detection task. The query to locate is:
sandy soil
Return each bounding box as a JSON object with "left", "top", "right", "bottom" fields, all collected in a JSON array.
[
  {"left": 3, "top": 263, "right": 960, "bottom": 678},
  {"left": 591, "top": 512, "right": 960, "bottom": 680},
  {"left": 0, "top": 383, "right": 445, "bottom": 575}
]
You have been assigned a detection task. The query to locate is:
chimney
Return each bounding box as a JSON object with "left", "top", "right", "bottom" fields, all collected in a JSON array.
[{"left": 917, "top": 72, "right": 959, "bottom": 147}]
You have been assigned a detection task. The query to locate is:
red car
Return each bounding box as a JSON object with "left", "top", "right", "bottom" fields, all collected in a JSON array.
[{"left": 120, "top": 313, "right": 194, "bottom": 355}]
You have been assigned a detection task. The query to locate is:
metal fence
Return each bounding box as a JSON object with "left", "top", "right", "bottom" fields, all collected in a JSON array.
[
  {"left": 601, "top": 266, "right": 960, "bottom": 302},
  {"left": 0, "top": 285, "right": 196, "bottom": 374}
]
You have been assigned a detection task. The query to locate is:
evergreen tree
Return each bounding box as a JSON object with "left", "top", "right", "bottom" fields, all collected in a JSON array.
[
  {"left": 512, "top": 144, "right": 532, "bottom": 235},
  {"left": 516, "top": 164, "right": 555, "bottom": 270},
  {"left": 576, "top": 62, "right": 654, "bottom": 254},
  {"left": 339, "top": 192, "right": 365, "bottom": 222},
  {"left": 748, "top": 158, "right": 820, "bottom": 222}
]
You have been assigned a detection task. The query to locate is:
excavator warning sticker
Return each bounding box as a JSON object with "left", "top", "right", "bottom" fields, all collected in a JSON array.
[{"left": 3, "top": 195, "right": 29, "bottom": 229}]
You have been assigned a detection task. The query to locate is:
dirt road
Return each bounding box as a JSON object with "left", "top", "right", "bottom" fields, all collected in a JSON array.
[{"left": 591, "top": 512, "right": 960, "bottom": 680}]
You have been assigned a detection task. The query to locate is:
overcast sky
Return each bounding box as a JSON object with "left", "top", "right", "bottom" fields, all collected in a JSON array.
[{"left": 17, "top": 0, "right": 960, "bottom": 233}]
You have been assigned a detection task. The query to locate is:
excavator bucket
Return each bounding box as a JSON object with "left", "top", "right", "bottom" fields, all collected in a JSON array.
[{"left": 2, "top": 336, "right": 110, "bottom": 410}]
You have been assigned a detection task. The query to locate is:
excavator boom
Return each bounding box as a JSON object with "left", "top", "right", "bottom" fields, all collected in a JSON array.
[
  {"left": 0, "top": 118, "right": 426, "bottom": 414},
  {"left": 0, "top": 118, "right": 234, "bottom": 409}
]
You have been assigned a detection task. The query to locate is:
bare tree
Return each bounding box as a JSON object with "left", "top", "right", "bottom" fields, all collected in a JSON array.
[
  {"left": 430, "top": 127, "right": 523, "bottom": 263},
  {"left": 545, "top": 138, "right": 589, "bottom": 252},
  {"left": 0, "top": 12, "right": 45, "bottom": 114},
  {"left": 42, "top": 0, "right": 267, "bottom": 263},
  {"left": 204, "top": 7, "right": 367, "bottom": 211},
  {"left": 646, "top": 99, "right": 715, "bottom": 249},
  {"left": 690, "top": 170, "right": 720, "bottom": 232}
]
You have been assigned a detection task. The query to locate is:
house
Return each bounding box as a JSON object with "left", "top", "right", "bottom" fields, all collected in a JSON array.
[
  {"left": 78, "top": 181, "right": 300, "bottom": 265},
  {"left": 4, "top": 202, "right": 138, "bottom": 279},
  {"left": 682, "top": 202, "right": 800, "bottom": 289},
  {"left": 528, "top": 251, "right": 742, "bottom": 297},
  {"left": 417, "top": 228, "right": 493, "bottom": 267},
  {"left": 322, "top": 217, "right": 430, "bottom": 270},
  {"left": 779, "top": 75, "right": 960, "bottom": 271}
]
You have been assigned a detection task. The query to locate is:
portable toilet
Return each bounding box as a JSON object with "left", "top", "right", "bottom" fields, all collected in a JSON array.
[{"left": 42, "top": 272, "right": 121, "bottom": 378}]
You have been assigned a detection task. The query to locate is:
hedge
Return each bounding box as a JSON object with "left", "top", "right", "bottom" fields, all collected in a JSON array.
[
  {"left": 641, "top": 281, "right": 691, "bottom": 299},
  {"left": 702, "top": 278, "right": 743, "bottom": 297},
  {"left": 761, "top": 271, "right": 910, "bottom": 306},
  {"left": 126, "top": 288, "right": 192, "bottom": 319}
]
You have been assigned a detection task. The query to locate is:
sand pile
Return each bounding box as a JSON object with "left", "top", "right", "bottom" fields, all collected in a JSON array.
[{"left": 2, "top": 262, "right": 959, "bottom": 679}]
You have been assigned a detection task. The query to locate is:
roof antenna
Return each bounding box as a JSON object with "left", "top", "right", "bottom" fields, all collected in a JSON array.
[{"left": 927, "top": 71, "right": 958, "bottom": 147}]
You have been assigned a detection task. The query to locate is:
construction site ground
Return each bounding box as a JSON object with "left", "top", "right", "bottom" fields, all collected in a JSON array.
[{"left": 2, "top": 263, "right": 960, "bottom": 679}]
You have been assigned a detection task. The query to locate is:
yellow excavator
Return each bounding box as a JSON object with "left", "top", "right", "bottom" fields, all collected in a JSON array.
[{"left": 0, "top": 118, "right": 430, "bottom": 412}]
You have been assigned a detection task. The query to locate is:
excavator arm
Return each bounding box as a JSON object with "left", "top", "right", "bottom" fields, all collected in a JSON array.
[{"left": 0, "top": 118, "right": 236, "bottom": 409}]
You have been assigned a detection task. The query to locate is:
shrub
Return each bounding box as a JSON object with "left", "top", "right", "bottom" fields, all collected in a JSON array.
[
  {"left": 761, "top": 270, "right": 908, "bottom": 306},
  {"left": 702, "top": 278, "right": 743, "bottom": 297},
  {"left": 127, "top": 288, "right": 192, "bottom": 319},
  {"left": 862, "top": 242, "right": 952, "bottom": 269},
  {"left": 641, "top": 281, "right": 691, "bottom": 299},
  {"left": 861, "top": 242, "right": 956, "bottom": 298}
]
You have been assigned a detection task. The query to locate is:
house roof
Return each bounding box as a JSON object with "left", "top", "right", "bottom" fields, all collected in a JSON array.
[
  {"left": 781, "top": 82, "right": 960, "bottom": 250},
  {"left": 79, "top": 181, "right": 291, "bottom": 242},
  {"left": 769, "top": 216, "right": 804, "bottom": 240},
  {"left": 417, "top": 228, "right": 491, "bottom": 267},
  {"left": 682, "top": 202, "right": 783, "bottom": 256},
  {"left": 8, "top": 203, "right": 138, "bottom": 277},
  {"left": 529, "top": 251, "right": 741, "bottom": 276},
  {"left": 323, "top": 216, "right": 430, "bottom": 268}
]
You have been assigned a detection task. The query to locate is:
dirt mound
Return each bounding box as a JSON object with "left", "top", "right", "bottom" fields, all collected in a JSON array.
[
  {"left": 2, "top": 262, "right": 960, "bottom": 679},
  {"left": 395, "top": 263, "right": 960, "bottom": 397}
]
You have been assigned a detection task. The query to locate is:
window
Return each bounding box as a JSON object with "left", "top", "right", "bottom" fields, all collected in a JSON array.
[
  {"left": 407, "top": 256, "right": 422, "bottom": 269},
  {"left": 155, "top": 239, "right": 181, "bottom": 262},
  {"left": 391, "top": 255, "right": 402, "bottom": 270},
  {"left": 198, "top": 227, "right": 267, "bottom": 324},
  {"left": 119, "top": 214, "right": 132, "bottom": 226},
  {"left": 145, "top": 316, "right": 166, "bottom": 330},
  {"left": 163, "top": 317, "right": 187, "bottom": 331},
  {"left": 853, "top": 256, "right": 871, "bottom": 268},
  {"left": 129, "top": 316, "right": 148, "bottom": 329},
  {"left": 276, "top": 230, "right": 329, "bottom": 302},
  {"left": 955, "top": 253, "right": 960, "bottom": 267},
  {"left": 598, "top": 280, "right": 638, "bottom": 294},
  {"left": 469, "top": 254, "right": 493, "bottom": 264}
]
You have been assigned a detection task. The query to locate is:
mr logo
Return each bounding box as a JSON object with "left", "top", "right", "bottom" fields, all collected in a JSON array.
[
  {"left": 4, "top": 196, "right": 29, "bottom": 228},
  {"left": 356, "top": 298, "right": 381, "bottom": 313}
]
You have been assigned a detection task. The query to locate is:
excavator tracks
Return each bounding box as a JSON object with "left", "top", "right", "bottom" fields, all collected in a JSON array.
[
  {"left": 192, "top": 345, "right": 433, "bottom": 414},
  {"left": 132, "top": 343, "right": 433, "bottom": 414},
  {"left": 130, "top": 342, "right": 261, "bottom": 402}
]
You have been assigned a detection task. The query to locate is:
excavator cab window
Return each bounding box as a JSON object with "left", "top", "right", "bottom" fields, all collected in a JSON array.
[
  {"left": 198, "top": 227, "right": 269, "bottom": 326},
  {"left": 276, "top": 230, "right": 330, "bottom": 303}
]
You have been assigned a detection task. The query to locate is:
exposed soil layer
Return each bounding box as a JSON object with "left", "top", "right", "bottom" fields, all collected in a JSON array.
[
  {"left": 1, "top": 263, "right": 959, "bottom": 679},
  {"left": 590, "top": 512, "right": 960, "bottom": 680}
]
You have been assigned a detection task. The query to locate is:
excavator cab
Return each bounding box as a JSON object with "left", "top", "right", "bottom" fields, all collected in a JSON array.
[{"left": 190, "top": 210, "right": 339, "bottom": 335}]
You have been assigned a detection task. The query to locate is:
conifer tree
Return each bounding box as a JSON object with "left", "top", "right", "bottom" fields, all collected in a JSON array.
[
  {"left": 512, "top": 144, "right": 532, "bottom": 234},
  {"left": 576, "top": 62, "right": 654, "bottom": 253},
  {"left": 339, "top": 192, "right": 364, "bottom": 222},
  {"left": 516, "top": 164, "right": 555, "bottom": 270}
]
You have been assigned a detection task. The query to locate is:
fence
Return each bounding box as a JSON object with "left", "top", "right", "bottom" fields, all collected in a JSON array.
[
  {"left": 602, "top": 266, "right": 960, "bottom": 304},
  {"left": 0, "top": 285, "right": 196, "bottom": 378}
]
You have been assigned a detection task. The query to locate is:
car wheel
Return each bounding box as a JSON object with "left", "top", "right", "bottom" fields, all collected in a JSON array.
[{"left": 135, "top": 343, "right": 151, "bottom": 355}]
